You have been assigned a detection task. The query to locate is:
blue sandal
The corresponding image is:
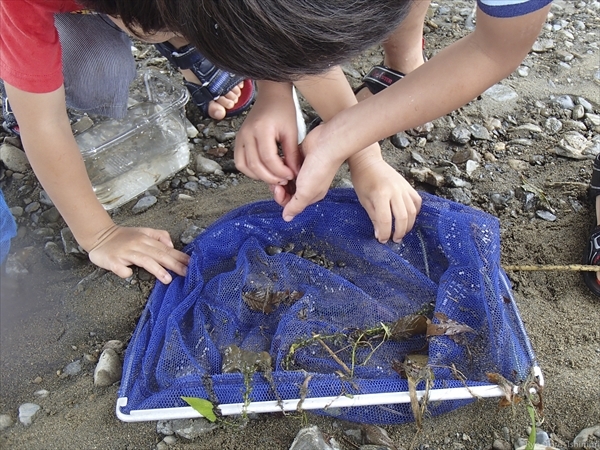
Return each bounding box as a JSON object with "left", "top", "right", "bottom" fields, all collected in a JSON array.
[
  {"left": 154, "top": 42, "right": 255, "bottom": 120},
  {"left": 583, "top": 154, "right": 600, "bottom": 297}
]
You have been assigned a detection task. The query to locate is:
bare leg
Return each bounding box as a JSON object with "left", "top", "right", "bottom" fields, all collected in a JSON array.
[{"left": 356, "top": 0, "right": 430, "bottom": 101}]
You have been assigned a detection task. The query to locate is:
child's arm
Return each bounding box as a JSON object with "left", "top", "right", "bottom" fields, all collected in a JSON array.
[
  {"left": 293, "top": 68, "right": 422, "bottom": 242},
  {"left": 234, "top": 80, "right": 302, "bottom": 185},
  {"left": 282, "top": 4, "right": 551, "bottom": 221},
  {"left": 4, "top": 82, "right": 190, "bottom": 283}
]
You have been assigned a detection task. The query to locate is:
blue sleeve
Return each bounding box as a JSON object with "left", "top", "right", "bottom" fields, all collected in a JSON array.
[
  {"left": 0, "top": 189, "right": 17, "bottom": 263},
  {"left": 478, "top": 0, "right": 553, "bottom": 18}
]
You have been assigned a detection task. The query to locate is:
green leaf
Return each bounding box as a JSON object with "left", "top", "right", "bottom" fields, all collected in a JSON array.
[
  {"left": 181, "top": 396, "right": 217, "bottom": 422},
  {"left": 526, "top": 403, "right": 536, "bottom": 450}
]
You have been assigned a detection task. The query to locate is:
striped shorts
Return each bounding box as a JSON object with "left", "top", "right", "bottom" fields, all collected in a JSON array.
[{"left": 55, "top": 12, "right": 136, "bottom": 119}]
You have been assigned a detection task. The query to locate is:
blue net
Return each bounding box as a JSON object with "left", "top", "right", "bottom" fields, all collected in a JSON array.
[
  {"left": 118, "top": 189, "right": 537, "bottom": 424},
  {"left": 0, "top": 189, "right": 17, "bottom": 264}
]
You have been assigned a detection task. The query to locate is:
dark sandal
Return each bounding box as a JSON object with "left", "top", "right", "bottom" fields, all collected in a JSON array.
[
  {"left": 0, "top": 80, "right": 20, "bottom": 136},
  {"left": 154, "top": 42, "right": 255, "bottom": 119},
  {"left": 583, "top": 154, "right": 600, "bottom": 296},
  {"left": 583, "top": 226, "right": 600, "bottom": 296}
]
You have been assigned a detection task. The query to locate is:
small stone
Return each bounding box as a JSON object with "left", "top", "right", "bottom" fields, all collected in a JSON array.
[
  {"left": 553, "top": 94, "right": 575, "bottom": 109},
  {"left": 507, "top": 159, "right": 529, "bottom": 172},
  {"left": 577, "top": 97, "right": 594, "bottom": 112},
  {"left": 517, "top": 66, "right": 530, "bottom": 77},
  {"left": 61, "top": 228, "right": 84, "bottom": 256},
  {"left": 180, "top": 224, "right": 205, "bottom": 245},
  {"left": 470, "top": 124, "right": 491, "bottom": 140},
  {"left": 409, "top": 167, "right": 445, "bottom": 187},
  {"left": 531, "top": 38, "right": 555, "bottom": 52},
  {"left": 0, "top": 143, "right": 30, "bottom": 173},
  {"left": 544, "top": 117, "right": 563, "bottom": 133},
  {"left": 18, "top": 403, "right": 40, "bottom": 426},
  {"left": 451, "top": 125, "right": 472, "bottom": 144},
  {"left": 44, "top": 242, "right": 82, "bottom": 270},
  {"left": 93, "top": 348, "right": 122, "bottom": 387},
  {"left": 102, "top": 340, "right": 124, "bottom": 353},
  {"left": 63, "top": 360, "right": 82, "bottom": 376},
  {"left": 163, "top": 435, "right": 177, "bottom": 445},
  {"left": 131, "top": 195, "right": 157, "bottom": 214},
  {"left": 39, "top": 190, "right": 54, "bottom": 206},
  {"left": 195, "top": 155, "right": 222, "bottom": 175},
  {"left": 172, "top": 418, "right": 218, "bottom": 440},
  {"left": 573, "top": 425, "right": 600, "bottom": 447},
  {"left": 0, "top": 414, "right": 14, "bottom": 431},
  {"left": 390, "top": 132, "right": 411, "bottom": 148},
  {"left": 33, "top": 389, "right": 49, "bottom": 398},
  {"left": 483, "top": 84, "right": 518, "bottom": 102},
  {"left": 9, "top": 206, "right": 23, "bottom": 218},
  {"left": 289, "top": 426, "right": 334, "bottom": 450},
  {"left": 492, "top": 438, "right": 510, "bottom": 450},
  {"left": 572, "top": 104, "right": 585, "bottom": 120},
  {"left": 586, "top": 113, "right": 600, "bottom": 127},
  {"left": 452, "top": 148, "right": 480, "bottom": 164},
  {"left": 536, "top": 210, "right": 557, "bottom": 221},
  {"left": 24, "top": 202, "right": 40, "bottom": 214},
  {"left": 465, "top": 160, "right": 479, "bottom": 176},
  {"left": 157, "top": 420, "right": 174, "bottom": 436}
]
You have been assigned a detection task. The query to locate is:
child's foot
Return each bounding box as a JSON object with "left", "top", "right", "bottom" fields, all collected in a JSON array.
[
  {"left": 155, "top": 42, "right": 255, "bottom": 121},
  {"left": 583, "top": 155, "right": 600, "bottom": 296},
  {"left": 355, "top": 43, "right": 427, "bottom": 102}
]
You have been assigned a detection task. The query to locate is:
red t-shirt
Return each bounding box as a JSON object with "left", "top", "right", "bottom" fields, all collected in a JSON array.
[{"left": 0, "top": 0, "right": 83, "bottom": 93}]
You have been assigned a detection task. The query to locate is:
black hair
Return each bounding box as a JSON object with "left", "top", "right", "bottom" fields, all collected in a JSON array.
[{"left": 81, "top": 0, "right": 414, "bottom": 81}]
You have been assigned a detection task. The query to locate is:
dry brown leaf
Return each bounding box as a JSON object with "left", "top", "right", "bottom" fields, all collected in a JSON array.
[
  {"left": 486, "top": 372, "right": 519, "bottom": 408},
  {"left": 426, "top": 312, "right": 475, "bottom": 337},
  {"left": 389, "top": 314, "right": 428, "bottom": 341}
]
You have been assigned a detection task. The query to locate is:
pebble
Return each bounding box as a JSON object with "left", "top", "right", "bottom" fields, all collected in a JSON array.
[
  {"left": 577, "top": 96, "right": 594, "bottom": 112},
  {"left": 531, "top": 38, "right": 555, "bottom": 52},
  {"left": 44, "top": 242, "right": 82, "bottom": 270},
  {"left": 536, "top": 210, "right": 557, "bottom": 221},
  {"left": 33, "top": 389, "right": 49, "bottom": 398},
  {"left": 470, "top": 124, "right": 491, "bottom": 140},
  {"left": 390, "top": 132, "right": 410, "bottom": 148},
  {"left": 517, "top": 66, "right": 530, "bottom": 77},
  {"left": 62, "top": 360, "right": 82, "bottom": 376},
  {"left": 289, "top": 426, "right": 335, "bottom": 450},
  {"left": 180, "top": 224, "right": 205, "bottom": 245},
  {"left": 0, "top": 414, "right": 14, "bottom": 431},
  {"left": 131, "top": 195, "right": 157, "bottom": 214},
  {"left": 93, "top": 348, "right": 122, "bottom": 387},
  {"left": 18, "top": 403, "right": 40, "bottom": 426},
  {"left": 544, "top": 117, "right": 563, "bottom": 133},
  {"left": 483, "top": 84, "right": 518, "bottom": 102},
  {"left": 195, "top": 155, "right": 222, "bottom": 174},
  {"left": 451, "top": 125, "right": 472, "bottom": 144},
  {"left": 553, "top": 94, "right": 575, "bottom": 109},
  {"left": 573, "top": 425, "right": 600, "bottom": 447},
  {"left": 0, "top": 142, "right": 30, "bottom": 173},
  {"left": 61, "top": 228, "right": 84, "bottom": 256},
  {"left": 171, "top": 418, "right": 218, "bottom": 440}
]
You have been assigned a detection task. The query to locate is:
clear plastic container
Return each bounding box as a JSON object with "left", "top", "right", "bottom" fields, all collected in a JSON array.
[{"left": 75, "top": 69, "right": 190, "bottom": 210}]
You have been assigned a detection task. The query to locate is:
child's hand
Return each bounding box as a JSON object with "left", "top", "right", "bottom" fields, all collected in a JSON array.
[
  {"left": 279, "top": 123, "right": 347, "bottom": 220},
  {"left": 234, "top": 81, "right": 302, "bottom": 187},
  {"left": 87, "top": 225, "right": 190, "bottom": 284},
  {"left": 348, "top": 145, "right": 422, "bottom": 242}
]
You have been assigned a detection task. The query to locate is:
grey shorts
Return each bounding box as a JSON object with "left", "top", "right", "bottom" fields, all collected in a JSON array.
[{"left": 55, "top": 13, "right": 137, "bottom": 119}]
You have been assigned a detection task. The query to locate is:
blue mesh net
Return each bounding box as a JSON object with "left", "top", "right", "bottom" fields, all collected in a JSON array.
[
  {"left": 0, "top": 189, "right": 17, "bottom": 264},
  {"left": 118, "top": 189, "right": 537, "bottom": 424}
]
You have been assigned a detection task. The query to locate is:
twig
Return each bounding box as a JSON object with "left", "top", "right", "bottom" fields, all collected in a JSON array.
[
  {"left": 503, "top": 264, "right": 600, "bottom": 272},
  {"left": 313, "top": 334, "right": 352, "bottom": 376},
  {"left": 545, "top": 181, "right": 588, "bottom": 189}
]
